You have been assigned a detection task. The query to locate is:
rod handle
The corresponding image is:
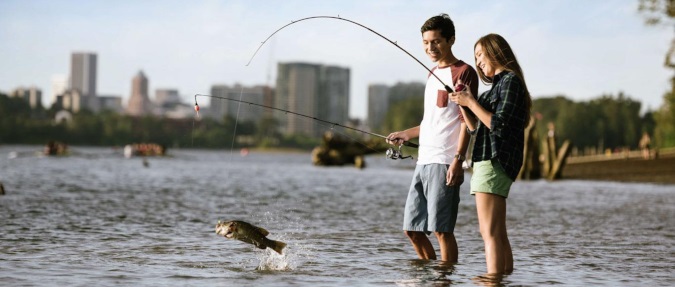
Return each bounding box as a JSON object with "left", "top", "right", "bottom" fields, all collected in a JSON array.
[{"left": 403, "top": 141, "right": 419, "bottom": 148}]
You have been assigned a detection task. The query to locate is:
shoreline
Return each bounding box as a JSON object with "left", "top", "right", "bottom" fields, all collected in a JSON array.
[{"left": 561, "top": 154, "right": 675, "bottom": 185}]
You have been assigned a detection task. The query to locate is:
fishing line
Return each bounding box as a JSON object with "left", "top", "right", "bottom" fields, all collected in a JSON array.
[
  {"left": 246, "top": 15, "right": 456, "bottom": 93},
  {"left": 229, "top": 86, "right": 245, "bottom": 157},
  {"left": 193, "top": 94, "right": 418, "bottom": 149}
]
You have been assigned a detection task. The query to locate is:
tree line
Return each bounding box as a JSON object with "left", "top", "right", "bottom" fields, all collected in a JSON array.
[
  {"left": 2, "top": 86, "right": 672, "bottom": 154},
  {"left": 377, "top": 83, "right": 673, "bottom": 153}
]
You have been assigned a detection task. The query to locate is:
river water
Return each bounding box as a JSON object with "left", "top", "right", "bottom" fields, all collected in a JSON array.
[{"left": 1, "top": 145, "right": 673, "bottom": 286}]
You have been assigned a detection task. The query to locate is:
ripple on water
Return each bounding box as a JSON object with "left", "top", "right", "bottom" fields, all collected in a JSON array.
[{"left": 1, "top": 147, "right": 674, "bottom": 286}]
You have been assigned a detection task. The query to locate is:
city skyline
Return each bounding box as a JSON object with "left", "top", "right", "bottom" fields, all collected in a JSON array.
[{"left": 0, "top": 1, "right": 672, "bottom": 119}]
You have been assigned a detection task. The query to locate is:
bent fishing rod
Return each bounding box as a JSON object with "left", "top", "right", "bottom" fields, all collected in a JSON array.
[
  {"left": 246, "top": 15, "right": 458, "bottom": 94},
  {"left": 193, "top": 93, "right": 419, "bottom": 149}
]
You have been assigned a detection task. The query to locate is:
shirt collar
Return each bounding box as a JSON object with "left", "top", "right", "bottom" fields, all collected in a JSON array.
[{"left": 492, "top": 70, "right": 509, "bottom": 82}]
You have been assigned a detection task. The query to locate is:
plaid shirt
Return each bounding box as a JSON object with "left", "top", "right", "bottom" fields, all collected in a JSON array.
[{"left": 470, "top": 71, "right": 528, "bottom": 181}]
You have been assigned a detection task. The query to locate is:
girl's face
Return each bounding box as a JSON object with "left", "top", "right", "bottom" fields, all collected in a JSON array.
[{"left": 474, "top": 43, "right": 502, "bottom": 77}]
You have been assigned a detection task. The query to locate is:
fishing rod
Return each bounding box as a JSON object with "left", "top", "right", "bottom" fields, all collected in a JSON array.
[
  {"left": 193, "top": 94, "right": 419, "bottom": 151},
  {"left": 246, "top": 15, "right": 457, "bottom": 94}
]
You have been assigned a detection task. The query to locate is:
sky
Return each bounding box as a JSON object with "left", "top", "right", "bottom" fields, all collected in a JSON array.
[{"left": 0, "top": 0, "right": 672, "bottom": 119}]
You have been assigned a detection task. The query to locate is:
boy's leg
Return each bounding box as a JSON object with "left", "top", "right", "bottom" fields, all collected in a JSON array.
[
  {"left": 405, "top": 231, "right": 437, "bottom": 260},
  {"left": 435, "top": 231, "right": 458, "bottom": 262}
]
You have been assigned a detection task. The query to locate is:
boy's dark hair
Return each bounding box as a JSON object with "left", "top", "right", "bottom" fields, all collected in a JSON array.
[{"left": 420, "top": 13, "right": 455, "bottom": 40}]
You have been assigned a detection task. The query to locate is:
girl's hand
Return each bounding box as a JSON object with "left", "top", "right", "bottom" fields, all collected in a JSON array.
[
  {"left": 450, "top": 89, "right": 474, "bottom": 107},
  {"left": 450, "top": 79, "right": 474, "bottom": 107}
]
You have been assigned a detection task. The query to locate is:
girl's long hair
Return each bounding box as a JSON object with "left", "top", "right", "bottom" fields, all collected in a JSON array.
[{"left": 475, "top": 34, "right": 532, "bottom": 116}]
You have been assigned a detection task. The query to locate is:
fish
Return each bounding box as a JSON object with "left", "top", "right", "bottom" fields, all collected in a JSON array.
[{"left": 215, "top": 220, "right": 287, "bottom": 255}]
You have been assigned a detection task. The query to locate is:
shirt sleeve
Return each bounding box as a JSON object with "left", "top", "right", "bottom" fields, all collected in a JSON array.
[
  {"left": 459, "top": 67, "right": 480, "bottom": 118},
  {"left": 490, "top": 74, "right": 525, "bottom": 137}
]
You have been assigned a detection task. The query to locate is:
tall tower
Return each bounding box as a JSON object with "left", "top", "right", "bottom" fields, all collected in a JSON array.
[
  {"left": 367, "top": 84, "right": 390, "bottom": 131},
  {"left": 70, "top": 52, "right": 98, "bottom": 111},
  {"left": 276, "top": 62, "right": 351, "bottom": 137},
  {"left": 276, "top": 62, "right": 321, "bottom": 136},
  {"left": 319, "top": 65, "right": 350, "bottom": 128},
  {"left": 70, "top": 52, "right": 97, "bottom": 97},
  {"left": 126, "top": 70, "right": 151, "bottom": 116}
]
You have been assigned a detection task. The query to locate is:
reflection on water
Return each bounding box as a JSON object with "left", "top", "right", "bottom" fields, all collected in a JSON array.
[
  {"left": 471, "top": 273, "right": 506, "bottom": 287},
  {"left": 396, "top": 260, "right": 457, "bottom": 286},
  {"left": 0, "top": 145, "right": 673, "bottom": 286}
]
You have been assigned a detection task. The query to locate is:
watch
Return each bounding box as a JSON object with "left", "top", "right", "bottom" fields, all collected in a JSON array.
[{"left": 454, "top": 154, "right": 465, "bottom": 161}]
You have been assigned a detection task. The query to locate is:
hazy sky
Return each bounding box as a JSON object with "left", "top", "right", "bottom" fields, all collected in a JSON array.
[{"left": 0, "top": 0, "right": 672, "bottom": 119}]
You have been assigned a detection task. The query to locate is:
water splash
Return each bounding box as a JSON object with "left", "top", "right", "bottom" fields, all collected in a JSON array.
[
  {"left": 252, "top": 209, "right": 317, "bottom": 271},
  {"left": 256, "top": 248, "right": 292, "bottom": 271}
]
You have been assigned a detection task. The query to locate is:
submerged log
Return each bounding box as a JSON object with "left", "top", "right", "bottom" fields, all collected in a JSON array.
[
  {"left": 518, "top": 119, "right": 572, "bottom": 181},
  {"left": 541, "top": 122, "right": 573, "bottom": 180},
  {"left": 548, "top": 140, "right": 572, "bottom": 180},
  {"left": 311, "top": 131, "right": 387, "bottom": 169},
  {"left": 518, "top": 116, "right": 542, "bottom": 180}
]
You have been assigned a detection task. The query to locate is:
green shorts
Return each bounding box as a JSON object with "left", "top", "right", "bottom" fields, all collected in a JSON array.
[{"left": 470, "top": 159, "right": 513, "bottom": 198}]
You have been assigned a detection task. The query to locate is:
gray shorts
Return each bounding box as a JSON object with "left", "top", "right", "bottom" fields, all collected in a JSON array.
[{"left": 403, "top": 164, "right": 461, "bottom": 234}]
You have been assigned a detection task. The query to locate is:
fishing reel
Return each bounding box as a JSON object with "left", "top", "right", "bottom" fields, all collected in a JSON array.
[{"left": 386, "top": 145, "right": 413, "bottom": 160}]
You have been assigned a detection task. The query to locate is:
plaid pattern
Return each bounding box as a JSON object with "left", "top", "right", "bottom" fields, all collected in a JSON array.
[{"left": 470, "top": 71, "right": 528, "bottom": 181}]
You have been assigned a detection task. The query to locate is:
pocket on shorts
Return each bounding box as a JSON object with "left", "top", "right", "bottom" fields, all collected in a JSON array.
[{"left": 436, "top": 90, "right": 448, "bottom": 108}]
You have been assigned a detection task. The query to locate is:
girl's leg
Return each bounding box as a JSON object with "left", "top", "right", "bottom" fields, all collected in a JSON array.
[{"left": 475, "top": 192, "right": 509, "bottom": 274}]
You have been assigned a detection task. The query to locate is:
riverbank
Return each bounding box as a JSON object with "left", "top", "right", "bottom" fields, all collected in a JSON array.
[{"left": 562, "top": 149, "right": 675, "bottom": 184}]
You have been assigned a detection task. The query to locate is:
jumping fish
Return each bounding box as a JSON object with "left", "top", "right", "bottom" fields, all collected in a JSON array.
[{"left": 215, "top": 220, "right": 287, "bottom": 254}]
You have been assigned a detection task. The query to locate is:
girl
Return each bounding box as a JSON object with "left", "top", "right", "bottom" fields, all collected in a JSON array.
[{"left": 450, "top": 33, "right": 531, "bottom": 274}]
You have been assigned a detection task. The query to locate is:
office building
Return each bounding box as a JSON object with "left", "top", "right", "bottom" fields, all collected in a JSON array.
[
  {"left": 209, "top": 84, "right": 271, "bottom": 122},
  {"left": 51, "top": 74, "right": 68, "bottom": 107},
  {"left": 126, "top": 70, "right": 151, "bottom": 116},
  {"left": 367, "top": 84, "right": 390, "bottom": 131},
  {"left": 10, "top": 86, "right": 42, "bottom": 109},
  {"left": 70, "top": 52, "right": 97, "bottom": 97},
  {"left": 276, "top": 62, "right": 350, "bottom": 137}
]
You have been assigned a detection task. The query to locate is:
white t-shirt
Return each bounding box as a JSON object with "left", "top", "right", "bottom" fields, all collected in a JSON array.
[{"left": 417, "top": 64, "right": 464, "bottom": 165}]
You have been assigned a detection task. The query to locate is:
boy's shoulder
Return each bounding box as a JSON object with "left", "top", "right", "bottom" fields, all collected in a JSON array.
[{"left": 454, "top": 60, "right": 477, "bottom": 72}]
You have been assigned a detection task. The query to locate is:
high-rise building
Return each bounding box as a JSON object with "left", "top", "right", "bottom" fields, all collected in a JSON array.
[
  {"left": 276, "top": 62, "right": 350, "bottom": 137},
  {"left": 126, "top": 70, "right": 151, "bottom": 116},
  {"left": 10, "top": 86, "right": 42, "bottom": 109},
  {"left": 70, "top": 52, "right": 97, "bottom": 97},
  {"left": 319, "top": 66, "right": 350, "bottom": 127},
  {"left": 209, "top": 84, "right": 269, "bottom": 122},
  {"left": 60, "top": 89, "right": 84, "bottom": 112},
  {"left": 276, "top": 62, "right": 321, "bottom": 136},
  {"left": 69, "top": 52, "right": 98, "bottom": 111},
  {"left": 98, "top": 95, "right": 124, "bottom": 113},
  {"left": 51, "top": 74, "right": 68, "bottom": 107},
  {"left": 367, "top": 84, "right": 390, "bottom": 131},
  {"left": 155, "top": 89, "right": 181, "bottom": 106}
]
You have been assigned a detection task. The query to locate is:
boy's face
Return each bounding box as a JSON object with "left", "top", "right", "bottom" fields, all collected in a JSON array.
[{"left": 422, "top": 30, "right": 454, "bottom": 63}]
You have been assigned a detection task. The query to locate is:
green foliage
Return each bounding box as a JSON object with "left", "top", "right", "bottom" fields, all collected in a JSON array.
[
  {"left": 638, "top": 0, "right": 675, "bottom": 147},
  {"left": 654, "top": 77, "right": 675, "bottom": 147},
  {"left": 533, "top": 93, "right": 655, "bottom": 151},
  {"left": 380, "top": 96, "right": 424, "bottom": 134}
]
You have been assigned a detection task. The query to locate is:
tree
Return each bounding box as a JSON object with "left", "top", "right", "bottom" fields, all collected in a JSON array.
[
  {"left": 654, "top": 77, "right": 675, "bottom": 146},
  {"left": 380, "top": 97, "right": 424, "bottom": 134},
  {"left": 639, "top": 0, "right": 675, "bottom": 147}
]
